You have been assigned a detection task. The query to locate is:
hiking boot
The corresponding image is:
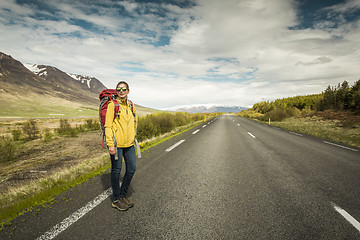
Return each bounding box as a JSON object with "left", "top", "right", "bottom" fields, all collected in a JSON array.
[
  {"left": 123, "top": 197, "right": 134, "bottom": 208},
  {"left": 112, "top": 199, "right": 129, "bottom": 211}
]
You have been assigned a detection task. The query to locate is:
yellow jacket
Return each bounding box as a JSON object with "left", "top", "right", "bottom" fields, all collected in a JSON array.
[{"left": 104, "top": 98, "right": 137, "bottom": 148}]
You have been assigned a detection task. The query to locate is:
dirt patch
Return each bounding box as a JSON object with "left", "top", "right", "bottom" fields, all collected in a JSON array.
[{"left": 0, "top": 131, "right": 108, "bottom": 194}]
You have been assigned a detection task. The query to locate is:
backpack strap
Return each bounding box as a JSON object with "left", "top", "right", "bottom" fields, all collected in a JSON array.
[
  {"left": 128, "top": 100, "right": 137, "bottom": 136},
  {"left": 112, "top": 99, "right": 120, "bottom": 119},
  {"left": 128, "top": 99, "right": 140, "bottom": 157},
  {"left": 128, "top": 100, "right": 135, "bottom": 116}
]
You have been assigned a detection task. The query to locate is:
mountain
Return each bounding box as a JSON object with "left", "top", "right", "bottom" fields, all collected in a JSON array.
[
  {"left": 24, "top": 63, "right": 106, "bottom": 94},
  {"left": 166, "top": 105, "right": 248, "bottom": 113},
  {"left": 0, "top": 52, "right": 103, "bottom": 117},
  {"left": 0, "top": 52, "right": 158, "bottom": 117},
  {"left": 67, "top": 73, "right": 106, "bottom": 94},
  {"left": 0, "top": 52, "right": 102, "bottom": 104}
]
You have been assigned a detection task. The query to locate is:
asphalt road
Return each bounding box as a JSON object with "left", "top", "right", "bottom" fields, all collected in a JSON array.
[{"left": 1, "top": 115, "right": 359, "bottom": 239}]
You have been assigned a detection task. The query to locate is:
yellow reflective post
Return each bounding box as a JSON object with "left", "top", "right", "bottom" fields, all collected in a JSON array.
[
  {"left": 269, "top": 118, "right": 271, "bottom": 125},
  {"left": 204, "top": 116, "right": 206, "bottom": 122}
]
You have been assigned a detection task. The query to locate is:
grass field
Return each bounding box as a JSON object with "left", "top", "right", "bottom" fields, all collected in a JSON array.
[
  {"left": 0, "top": 91, "right": 158, "bottom": 118},
  {"left": 269, "top": 116, "right": 360, "bottom": 148}
]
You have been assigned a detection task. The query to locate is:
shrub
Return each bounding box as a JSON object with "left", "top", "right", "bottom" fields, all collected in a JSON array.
[
  {"left": 58, "top": 119, "right": 71, "bottom": 133},
  {"left": 11, "top": 129, "right": 22, "bottom": 141},
  {"left": 301, "top": 106, "right": 313, "bottom": 117},
  {"left": 341, "top": 116, "right": 358, "bottom": 128},
  {"left": 286, "top": 107, "right": 301, "bottom": 118},
  {"left": 262, "top": 108, "right": 287, "bottom": 122},
  {"left": 22, "top": 119, "right": 39, "bottom": 140},
  {"left": 0, "top": 136, "right": 16, "bottom": 163},
  {"left": 43, "top": 128, "right": 53, "bottom": 142},
  {"left": 57, "top": 119, "right": 78, "bottom": 137},
  {"left": 136, "top": 112, "right": 210, "bottom": 142},
  {"left": 137, "top": 120, "right": 157, "bottom": 142},
  {"left": 84, "top": 119, "right": 99, "bottom": 131}
]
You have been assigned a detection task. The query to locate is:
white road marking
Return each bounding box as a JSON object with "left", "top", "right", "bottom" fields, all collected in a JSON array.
[
  {"left": 332, "top": 202, "right": 360, "bottom": 233},
  {"left": 289, "top": 131, "right": 303, "bottom": 137},
  {"left": 248, "top": 132, "right": 256, "bottom": 139},
  {"left": 165, "top": 140, "right": 185, "bottom": 152},
  {"left": 37, "top": 188, "right": 113, "bottom": 240},
  {"left": 202, "top": 125, "right": 207, "bottom": 128},
  {"left": 237, "top": 124, "right": 240, "bottom": 126},
  {"left": 192, "top": 129, "right": 200, "bottom": 135},
  {"left": 324, "top": 141, "right": 358, "bottom": 152}
]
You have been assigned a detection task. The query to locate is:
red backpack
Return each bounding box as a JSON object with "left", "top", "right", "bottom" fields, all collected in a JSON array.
[{"left": 99, "top": 89, "right": 134, "bottom": 148}]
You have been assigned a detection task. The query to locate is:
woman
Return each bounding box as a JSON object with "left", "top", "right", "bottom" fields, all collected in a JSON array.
[{"left": 104, "top": 81, "right": 137, "bottom": 211}]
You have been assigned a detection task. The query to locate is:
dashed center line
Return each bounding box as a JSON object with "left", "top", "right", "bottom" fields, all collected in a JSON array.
[
  {"left": 248, "top": 132, "right": 256, "bottom": 139},
  {"left": 332, "top": 202, "right": 360, "bottom": 233},
  {"left": 165, "top": 140, "right": 185, "bottom": 152},
  {"left": 237, "top": 124, "right": 240, "bottom": 126},
  {"left": 192, "top": 129, "right": 200, "bottom": 135}
]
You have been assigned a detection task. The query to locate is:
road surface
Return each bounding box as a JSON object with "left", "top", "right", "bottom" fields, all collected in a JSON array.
[{"left": 1, "top": 115, "right": 359, "bottom": 239}]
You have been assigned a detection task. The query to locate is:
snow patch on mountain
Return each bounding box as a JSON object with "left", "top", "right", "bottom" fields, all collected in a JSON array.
[
  {"left": 24, "top": 63, "right": 47, "bottom": 76},
  {"left": 67, "top": 73, "right": 92, "bottom": 88}
]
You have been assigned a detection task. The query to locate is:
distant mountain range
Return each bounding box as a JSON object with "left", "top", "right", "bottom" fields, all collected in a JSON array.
[
  {"left": 0, "top": 52, "right": 107, "bottom": 116},
  {"left": 165, "top": 105, "right": 248, "bottom": 113},
  {"left": 0, "top": 52, "right": 106, "bottom": 102},
  {"left": 0, "top": 51, "right": 156, "bottom": 117}
]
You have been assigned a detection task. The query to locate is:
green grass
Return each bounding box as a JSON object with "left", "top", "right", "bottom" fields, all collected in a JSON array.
[
  {"left": 0, "top": 97, "right": 159, "bottom": 118},
  {"left": 267, "top": 117, "right": 360, "bottom": 148},
  {"left": 0, "top": 99, "right": 98, "bottom": 118}
]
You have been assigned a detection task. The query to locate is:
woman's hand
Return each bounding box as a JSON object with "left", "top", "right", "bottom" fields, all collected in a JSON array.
[{"left": 109, "top": 146, "right": 116, "bottom": 155}]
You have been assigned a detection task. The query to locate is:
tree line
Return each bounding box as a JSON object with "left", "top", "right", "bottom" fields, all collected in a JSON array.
[{"left": 252, "top": 79, "right": 359, "bottom": 116}]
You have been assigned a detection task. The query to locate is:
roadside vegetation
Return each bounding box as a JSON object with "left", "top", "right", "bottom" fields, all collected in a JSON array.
[
  {"left": 0, "top": 112, "right": 216, "bottom": 230},
  {"left": 237, "top": 80, "right": 360, "bottom": 148}
]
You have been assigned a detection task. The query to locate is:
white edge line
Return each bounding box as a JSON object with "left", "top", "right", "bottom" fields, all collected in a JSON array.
[
  {"left": 202, "top": 125, "right": 206, "bottom": 128},
  {"left": 37, "top": 188, "right": 113, "bottom": 240},
  {"left": 332, "top": 202, "right": 360, "bottom": 233},
  {"left": 289, "top": 131, "right": 303, "bottom": 137},
  {"left": 248, "top": 132, "right": 256, "bottom": 139},
  {"left": 192, "top": 129, "right": 200, "bottom": 135},
  {"left": 324, "top": 141, "right": 358, "bottom": 152},
  {"left": 165, "top": 140, "right": 185, "bottom": 152}
]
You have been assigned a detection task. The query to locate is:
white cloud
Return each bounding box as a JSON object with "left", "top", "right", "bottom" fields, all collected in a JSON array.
[
  {"left": 1, "top": 0, "right": 359, "bottom": 109},
  {"left": 324, "top": 0, "right": 360, "bottom": 13}
]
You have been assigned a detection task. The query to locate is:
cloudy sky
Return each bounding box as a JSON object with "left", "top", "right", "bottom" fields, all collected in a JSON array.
[{"left": 1, "top": 0, "right": 359, "bottom": 109}]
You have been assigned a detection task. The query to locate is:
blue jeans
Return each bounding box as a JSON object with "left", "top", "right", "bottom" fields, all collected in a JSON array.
[{"left": 110, "top": 145, "right": 137, "bottom": 201}]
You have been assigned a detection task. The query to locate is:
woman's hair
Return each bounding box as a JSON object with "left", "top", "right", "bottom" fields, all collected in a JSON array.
[{"left": 116, "top": 81, "right": 129, "bottom": 89}]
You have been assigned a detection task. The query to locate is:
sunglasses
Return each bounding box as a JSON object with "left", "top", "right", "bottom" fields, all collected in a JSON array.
[{"left": 116, "top": 87, "right": 128, "bottom": 92}]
